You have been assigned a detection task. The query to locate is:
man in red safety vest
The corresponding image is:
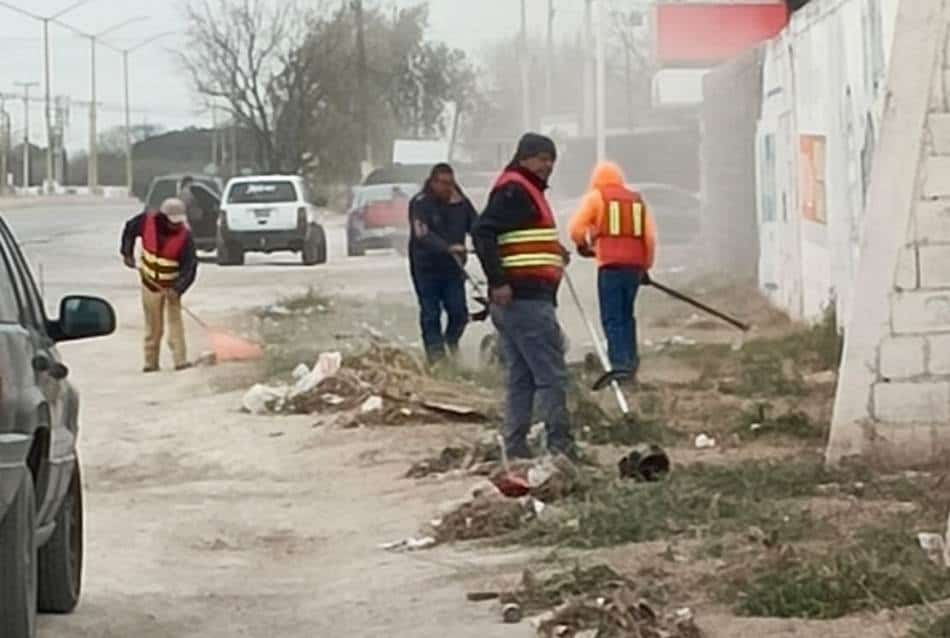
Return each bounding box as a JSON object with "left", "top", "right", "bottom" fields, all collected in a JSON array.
[
  {"left": 120, "top": 198, "right": 198, "bottom": 373},
  {"left": 473, "top": 133, "right": 575, "bottom": 461}
]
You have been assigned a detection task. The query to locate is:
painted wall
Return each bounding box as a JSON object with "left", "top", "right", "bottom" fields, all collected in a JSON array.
[{"left": 755, "top": 0, "right": 899, "bottom": 323}]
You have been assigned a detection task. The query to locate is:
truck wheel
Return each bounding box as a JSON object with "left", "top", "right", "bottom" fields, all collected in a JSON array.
[
  {"left": 217, "top": 236, "right": 244, "bottom": 267},
  {"left": 37, "top": 463, "right": 83, "bottom": 613},
  {"left": 314, "top": 225, "right": 328, "bottom": 264},
  {"left": 0, "top": 476, "right": 37, "bottom": 638},
  {"left": 302, "top": 227, "right": 323, "bottom": 266},
  {"left": 347, "top": 230, "right": 365, "bottom": 257}
]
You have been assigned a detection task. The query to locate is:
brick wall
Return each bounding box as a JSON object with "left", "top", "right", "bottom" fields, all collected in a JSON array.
[{"left": 828, "top": 1, "right": 950, "bottom": 466}]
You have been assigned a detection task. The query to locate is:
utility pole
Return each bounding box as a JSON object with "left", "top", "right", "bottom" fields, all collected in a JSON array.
[
  {"left": 353, "top": 0, "right": 370, "bottom": 169},
  {"left": 103, "top": 31, "right": 173, "bottom": 196},
  {"left": 230, "top": 123, "right": 238, "bottom": 176},
  {"left": 0, "top": 1, "right": 97, "bottom": 192},
  {"left": 583, "top": 0, "right": 594, "bottom": 137},
  {"left": 595, "top": 0, "right": 607, "bottom": 161},
  {"left": 0, "top": 99, "right": 9, "bottom": 195},
  {"left": 546, "top": 0, "right": 555, "bottom": 117},
  {"left": 520, "top": 0, "right": 531, "bottom": 130},
  {"left": 55, "top": 16, "right": 147, "bottom": 192},
  {"left": 14, "top": 82, "right": 38, "bottom": 189}
]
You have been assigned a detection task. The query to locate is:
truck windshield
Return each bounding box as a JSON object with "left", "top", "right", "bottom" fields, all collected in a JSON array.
[{"left": 228, "top": 181, "right": 298, "bottom": 204}]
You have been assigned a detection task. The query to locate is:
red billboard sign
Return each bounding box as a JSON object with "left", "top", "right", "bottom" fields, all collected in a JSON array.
[{"left": 655, "top": 3, "right": 789, "bottom": 67}]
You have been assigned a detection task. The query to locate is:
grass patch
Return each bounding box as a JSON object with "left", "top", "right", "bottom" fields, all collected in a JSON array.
[
  {"left": 733, "top": 403, "right": 828, "bottom": 442},
  {"left": 516, "top": 457, "right": 841, "bottom": 549},
  {"left": 910, "top": 611, "right": 950, "bottom": 637},
  {"left": 725, "top": 522, "right": 950, "bottom": 619}
]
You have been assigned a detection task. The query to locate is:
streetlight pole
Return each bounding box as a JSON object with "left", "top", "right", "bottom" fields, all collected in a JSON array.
[
  {"left": 0, "top": 1, "right": 97, "bottom": 192},
  {"left": 0, "top": 98, "right": 10, "bottom": 195},
  {"left": 103, "top": 31, "right": 173, "bottom": 195},
  {"left": 595, "top": 0, "right": 607, "bottom": 161},
  {"left": 54, "top": 16, "right": 148, "bottom": 193},
  {"left": 13, "top": 82, "right": 39, "bottom": 189},
  {"left": 520, "top": 0, "right": 530, "bottom": 130}
]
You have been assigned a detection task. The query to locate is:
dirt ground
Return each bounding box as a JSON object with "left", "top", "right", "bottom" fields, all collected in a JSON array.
[{"left": 1, "top": 199, "right": 930, "bottom": 637}]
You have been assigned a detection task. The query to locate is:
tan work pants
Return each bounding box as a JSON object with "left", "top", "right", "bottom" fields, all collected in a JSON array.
[{"left": 142, "top": 284, "right": 187, "bottom": 369}]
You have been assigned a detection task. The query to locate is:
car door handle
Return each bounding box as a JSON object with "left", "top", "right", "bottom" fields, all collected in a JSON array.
[{"left": 32, "top": 355, "right": 69, "bottom": 380}]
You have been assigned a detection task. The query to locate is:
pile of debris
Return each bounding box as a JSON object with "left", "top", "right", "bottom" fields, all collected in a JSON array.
[
  {"left": 242, "top": 343, "right": 494, "bottom": 426},
  {"left": 469, "top": 566, "right": 702, "bottom": 638}
]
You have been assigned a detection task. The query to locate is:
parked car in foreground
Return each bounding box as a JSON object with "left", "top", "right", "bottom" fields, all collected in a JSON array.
[
  {"left": 0, "top": 215, "right": 116, "bottom": 638},
  {"left": 217, "top": 175, "right": 329, "bottom": 266},
  {"left": 144, "top": 174, "right": 223, "bottom": 252}
]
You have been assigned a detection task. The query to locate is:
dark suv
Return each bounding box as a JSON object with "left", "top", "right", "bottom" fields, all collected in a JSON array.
[
  {"left": 0, "top": 215, "right": 115, "bottom": 637},
  {"left": 144, "top": 174, "right": 224, "bottom": 252}
]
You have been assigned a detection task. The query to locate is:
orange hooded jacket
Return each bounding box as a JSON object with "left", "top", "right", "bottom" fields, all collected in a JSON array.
[{"left": 568, "top": 162, "right": 657, "bottom": 269}]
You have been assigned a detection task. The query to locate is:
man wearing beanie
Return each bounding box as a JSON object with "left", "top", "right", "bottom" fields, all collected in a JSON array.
[{"left": 473, "top": 133, "right": 576, "bottom": 460}]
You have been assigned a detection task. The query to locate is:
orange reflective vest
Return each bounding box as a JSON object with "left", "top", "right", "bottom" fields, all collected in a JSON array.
[
  {"left": 493, "top": 170, "right": 563, "bottom": 285},
  {"left": 594, "top": 184, "right": 649, "bottom": 268},
  {"left": 139, "top": 212, "right": 189, "bottom": 289}
]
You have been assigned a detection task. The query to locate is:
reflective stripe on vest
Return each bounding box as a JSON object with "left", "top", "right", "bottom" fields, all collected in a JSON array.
[
  {"left": 491, "top": 171, "right": 563, "bottom": 284},
  {"left": 606, "top": 199, "right": 644, "bottom": 238},
  {"left": 139, "top": 212, "right": 188, "bottom": 289}
]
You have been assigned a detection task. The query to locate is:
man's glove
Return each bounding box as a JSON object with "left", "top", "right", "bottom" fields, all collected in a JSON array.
[
  {"left": 641, "top": 271, "right": 652, "bottom": 286},
  {"left": 577, "top": 244, "right": 595, "bottom": 259},
  {"left": 122, "top": 255, "right": 136, "bottom": 270}
]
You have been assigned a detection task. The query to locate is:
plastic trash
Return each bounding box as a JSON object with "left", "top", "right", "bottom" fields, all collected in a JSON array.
[
  {"left": 242, "top": 384, "right": 287, "bottom": 415},
  {"left": 694, "top": 433, "right": 717, "bottom": 449},
  {"left": 360, "top": 395, "right": 384, "bottom": 414}
]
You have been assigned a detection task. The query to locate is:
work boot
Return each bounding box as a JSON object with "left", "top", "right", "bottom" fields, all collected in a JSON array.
[
  {"left": 174, "top": 362, "right": 193, "bottom": 372},
  {"left": 143, "top": 365, "right": 159, "bottom": 374}
]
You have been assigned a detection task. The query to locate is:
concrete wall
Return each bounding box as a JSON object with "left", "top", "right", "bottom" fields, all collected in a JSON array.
[
  {"left": 754, "top": 0, "right": 899, "bottom": 323},
  {"left": 700, "top": 48, "right": 765, "bottom": 277},
  {"left": 828, "top": 0, "right": 950, "bottom": 465}
]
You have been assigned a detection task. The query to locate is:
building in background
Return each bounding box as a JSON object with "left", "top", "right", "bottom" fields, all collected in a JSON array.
[{"left": 754, "top": 0, "right": 899, "bottom": 324}]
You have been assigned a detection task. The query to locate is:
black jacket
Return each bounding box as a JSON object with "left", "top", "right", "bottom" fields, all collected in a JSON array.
[
  {"left": 473, "top": 166, "right": 560, "bottom": 303},
  {"left": 408, "top": 191, "right": 477, "bottom": 278},
  {"left": 120, "top": 211, "right": 198, "bottom": 296}
]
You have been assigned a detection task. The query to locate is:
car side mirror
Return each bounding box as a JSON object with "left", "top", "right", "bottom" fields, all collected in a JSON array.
[{"left": 53, "top": 295, "right": 116, "bottom": 342}]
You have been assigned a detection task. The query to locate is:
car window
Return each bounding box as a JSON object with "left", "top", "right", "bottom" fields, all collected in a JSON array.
[
  {"left": 0, "top": 224, "right": 46, "bottom": 327},
  {"left": 148, "top": 179, "right": 179, "bottom": 209},
  {"left": 0, "top": 230, "right": 23, "bottom": 323},
  {"left": 357, "top": 184, "right": 417, "bottom": 207},
  {"left": 227, "top": 181, "right": 298, "bottom": 204}
]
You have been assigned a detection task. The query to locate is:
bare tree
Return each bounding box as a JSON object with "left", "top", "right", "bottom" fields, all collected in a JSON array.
[{"left": 180, "top": 0, "right": 301, "bottom": 171}]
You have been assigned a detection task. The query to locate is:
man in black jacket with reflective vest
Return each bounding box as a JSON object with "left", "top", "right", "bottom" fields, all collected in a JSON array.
[{"left": 473, "top": 133, "right": 576, "bottom": 460}]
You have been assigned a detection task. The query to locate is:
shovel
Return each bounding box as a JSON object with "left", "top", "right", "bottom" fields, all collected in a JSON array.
[
  {"left": 564, "top": 271, "right": 631, "bottom": 414},
  {"left": 182, "top": 305, "right": 264, "bottom": 363}
]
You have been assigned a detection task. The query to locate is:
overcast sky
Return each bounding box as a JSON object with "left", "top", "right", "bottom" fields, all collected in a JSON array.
[{"left": 0, "top": 0, "right": 592, "bottom": 152}]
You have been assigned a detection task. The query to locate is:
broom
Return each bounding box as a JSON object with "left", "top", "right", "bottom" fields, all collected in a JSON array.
[{"left": 181, "top": 305, "right": 264, "bottom": 362}]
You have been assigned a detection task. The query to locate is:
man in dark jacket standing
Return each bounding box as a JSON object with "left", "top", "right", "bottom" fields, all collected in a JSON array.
[
  {"left": 120, "top": 198, "right": 198, "bottom": 373},
  {"left": 473, "top": 134, "right": 575, "bottom": 460},
  {"left": 409, "top": 163, "right": 478, "bottom": 364}
]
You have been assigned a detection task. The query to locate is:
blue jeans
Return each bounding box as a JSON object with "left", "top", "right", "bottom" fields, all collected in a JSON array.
[
  {"left": 598, "top": 267, "right": 641, "bottom": 373},
  {"left": 412, "top": 273, "right": 468, "bottom": 363},
  {"left": 491, "top": 299, "right": 574, "bottom": 458}
]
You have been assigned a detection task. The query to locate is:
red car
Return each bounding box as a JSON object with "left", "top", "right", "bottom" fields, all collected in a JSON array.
[{"left": 345, "top": 182, "right": 418, "bottom": 257}]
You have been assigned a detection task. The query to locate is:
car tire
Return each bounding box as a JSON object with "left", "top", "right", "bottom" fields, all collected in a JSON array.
[
  {"left": 0, "top": 475, "right": 38, "bottom": 638},
  {"left": 37, "top": 463, "right": 83, "bottom": 614},
  {"left": 302, "top": 225, "right": 327, "bottom": 266},
  {"left": 347, "top": 230, "right": 365, "bottom": 257},
  {"left": 217, "top": 235, "right": 244, "bottom": 267}
]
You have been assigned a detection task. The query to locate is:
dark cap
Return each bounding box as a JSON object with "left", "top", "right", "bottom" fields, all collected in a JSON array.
[{"left": 514, "top": 133, "right": 557, "bottom": 161}]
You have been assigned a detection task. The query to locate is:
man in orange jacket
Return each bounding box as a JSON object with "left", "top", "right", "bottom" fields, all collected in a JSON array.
[{"left": 569, "top": 162, "right": 656, "bottom": 378}]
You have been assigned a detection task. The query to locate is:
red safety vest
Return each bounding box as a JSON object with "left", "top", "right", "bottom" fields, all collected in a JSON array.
[
  {"left": 595, "top": 184, "right": 648, "bottom": 268},
  {"left": 139, "top": 212, "right": 189, "bottom": 289},
  {"left": 493, "top": 170, "right": 563, "bottom": 285}
]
